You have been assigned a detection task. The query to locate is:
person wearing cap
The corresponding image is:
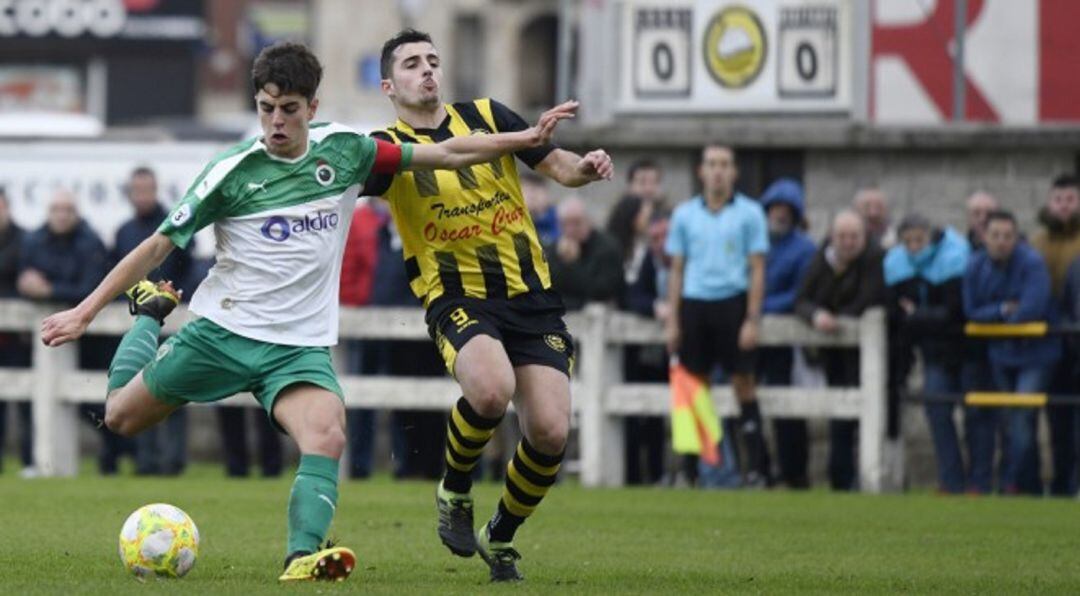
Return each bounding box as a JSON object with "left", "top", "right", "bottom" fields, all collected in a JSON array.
[{"left": 885, "top": 213, "right": 972, "bottom": 493}]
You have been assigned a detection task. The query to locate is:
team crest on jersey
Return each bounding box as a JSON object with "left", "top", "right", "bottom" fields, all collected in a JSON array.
[
  {"left": 169, "top": 204, "right": 192, "bottom": 228},
  {"left": 155, "top": 342, "right": 173, "bottom": 362},
  {"left": 315, "top": 160, "right": 335, "bottom": 186},
  {"left": 469, "top": 128, "right": 489, "bottom": 136},
  {"left": 545, "top": 334, "right": 567, "bottom": 353}
]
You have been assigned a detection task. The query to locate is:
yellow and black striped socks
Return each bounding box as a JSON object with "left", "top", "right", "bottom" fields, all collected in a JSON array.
[
  {"left": 443, "top": 397, "right": 502, "bottom": 494},
  {"left": 488, "top": 438, "right": 564, "bottom": 543}
]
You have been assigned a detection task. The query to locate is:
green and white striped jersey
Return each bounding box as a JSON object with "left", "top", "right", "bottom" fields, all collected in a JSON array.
[{"left": 158, "top": 122, "right": 403, "bottom": 347}]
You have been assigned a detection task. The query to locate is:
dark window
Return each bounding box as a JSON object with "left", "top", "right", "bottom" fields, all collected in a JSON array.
[
  {"left": 452, "top": 14, "right": 485, "bottom": 102},
  {"left": 518, "top": 15, "right": 558, "bottom": 110}
]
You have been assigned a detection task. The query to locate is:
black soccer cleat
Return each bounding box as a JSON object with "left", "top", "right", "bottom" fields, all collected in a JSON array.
[
  {"left": 436, "top": 481, "right": 477, "bottom": 557},
  {"left": 476, "top": 523, "right": 524, "bottom": 582},
  {"left": 125, "top": 280, "right": 180, "bottom": 325}
]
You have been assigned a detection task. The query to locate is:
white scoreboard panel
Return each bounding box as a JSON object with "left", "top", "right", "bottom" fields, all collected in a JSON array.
[
  {"left": 617, "top": 0, "right": 853, "bottom": 114},
  {"left": 633, "top": 7, "right": 693, "bottom": 97}
]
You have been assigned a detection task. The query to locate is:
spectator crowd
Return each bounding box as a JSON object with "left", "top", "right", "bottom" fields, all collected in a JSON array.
[
  {"left": 1, "top": 156, "right": 1079, "bottom": 498},
  {"left": 533, "top": 146, "right": 1080, "bottom": 497}
]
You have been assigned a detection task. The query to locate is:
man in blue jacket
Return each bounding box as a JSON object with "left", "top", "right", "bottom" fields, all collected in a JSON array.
[
  {"left": 963, "top": 210, "right": 1060, "bottom": 494},
  {"left": 885, "top": 213, "right": 972, "bottom": 493},
  {"left": 758, "top": 178, "right": 816, "bottom": 488}
]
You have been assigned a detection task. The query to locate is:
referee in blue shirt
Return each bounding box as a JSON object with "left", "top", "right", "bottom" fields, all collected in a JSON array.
[{"left": 665, "top": 144, "right": 772, "bottom": 487}]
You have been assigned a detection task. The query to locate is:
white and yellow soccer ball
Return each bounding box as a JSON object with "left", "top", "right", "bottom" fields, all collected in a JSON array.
[{"left": 118, "top": 503, "right": 199, "bottom": 579}]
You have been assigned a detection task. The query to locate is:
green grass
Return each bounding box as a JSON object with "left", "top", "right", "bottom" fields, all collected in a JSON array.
[{"left": 2, "top": 464, "right": 1079, "bottom": 594}]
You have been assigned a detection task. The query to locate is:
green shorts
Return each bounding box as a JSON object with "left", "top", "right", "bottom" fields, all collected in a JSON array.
[{"left": 141, "top": 317, "right": 344, "bottom": 431}]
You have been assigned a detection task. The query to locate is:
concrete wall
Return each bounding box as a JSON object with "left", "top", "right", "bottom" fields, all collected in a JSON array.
[
  {"left": 556, "top": 145, "right": 1078, "bottom": 242},
  {"left": 311, "top": 0, "right": 558, "bottom": 127},
  {"left": 804, "top": 148, "right": 1076, "bottom": 239}
]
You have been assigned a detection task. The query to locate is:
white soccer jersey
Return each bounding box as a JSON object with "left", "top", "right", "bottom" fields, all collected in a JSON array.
[{"left": 158, "top": 123, "right": 407, "bottom": 346}]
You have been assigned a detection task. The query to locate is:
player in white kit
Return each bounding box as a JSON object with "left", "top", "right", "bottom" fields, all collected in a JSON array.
[{"left": 38, "top": 41, "right": 578, "bottom": 582}]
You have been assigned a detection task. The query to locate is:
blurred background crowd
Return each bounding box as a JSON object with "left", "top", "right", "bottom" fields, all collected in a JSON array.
[{"left": 1, "top": 0, "right": 1080, "bottom": 494}]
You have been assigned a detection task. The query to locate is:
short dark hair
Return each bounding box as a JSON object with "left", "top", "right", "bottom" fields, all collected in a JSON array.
[
  {"left": 381, "top": 29, "right": 434, "bottom": 79},
  {"left": 1052, "top": 173, "right": 1079, "bottom": 190},
  {"left": 626, "top": 159, "right": 660, "bottom": 183},
  {"left": 700, "top": 143, "right": 735, "bottom": 163},
  {"left": 251, "top": 42, "right": 323, "bottom": 101},
  {"left": 897, "top": 212, "right": 932, "bottom": 235},
  {"left": 985, "top": 209, "right": 1017, "bottom": 228},
  {"left": 130, "top": 166, "right": 155, "bottom": 180}
]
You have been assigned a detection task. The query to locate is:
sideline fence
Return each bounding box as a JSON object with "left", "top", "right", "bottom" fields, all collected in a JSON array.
[
  {"left": 903, "top": 320, "right": 1080, "bottom": 408},
  {"left": 0, "top": 301, "right": 888, "bottom": 490}
]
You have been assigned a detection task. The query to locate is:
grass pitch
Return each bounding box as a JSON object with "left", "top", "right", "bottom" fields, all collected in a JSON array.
[{"left": 2, "top": 464, "right": 1079, "bottom": 594}]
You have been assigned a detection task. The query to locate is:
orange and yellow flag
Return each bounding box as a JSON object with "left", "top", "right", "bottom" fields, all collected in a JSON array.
[{"left": 669, "top": 362, "right": 722, "bottom": 466}]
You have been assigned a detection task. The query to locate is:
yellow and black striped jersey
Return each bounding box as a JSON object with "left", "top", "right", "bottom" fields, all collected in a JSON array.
[{"left": 367, "top": 98, "right": 556, "bottom": 308}]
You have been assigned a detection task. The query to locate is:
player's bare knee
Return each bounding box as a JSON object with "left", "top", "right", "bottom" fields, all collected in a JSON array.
[
  {"left": 104, "top": 405, "right": 136, "bottom": 438},
  {"left": 468, "top": 382, "right": 513, "bottom": 418},
  {"left": 464, "top": 372, "right": 515, "bottom": 418},
  {"left": 530, "top": 421, "right": 569, "bottom": 455},
  {"left": 307, "top": 422, "right": 346, "bottom": 458}
]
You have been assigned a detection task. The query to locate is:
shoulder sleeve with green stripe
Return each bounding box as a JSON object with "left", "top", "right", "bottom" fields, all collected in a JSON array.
[
  {"left": 359, "top": 129, "right": 413, "bottom": 197},
  {"left": 158, "top": 140, "right": 256, "bottom": 249}
]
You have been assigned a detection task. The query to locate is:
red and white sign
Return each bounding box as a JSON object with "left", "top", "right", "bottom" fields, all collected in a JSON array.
[{"left": 871, "top": 0, "right": 1080, "bottom": 123}]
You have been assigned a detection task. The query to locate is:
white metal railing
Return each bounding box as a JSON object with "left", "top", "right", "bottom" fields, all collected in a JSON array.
[{"left": 1, "top": 300, "right": 887, "bottom": 491}]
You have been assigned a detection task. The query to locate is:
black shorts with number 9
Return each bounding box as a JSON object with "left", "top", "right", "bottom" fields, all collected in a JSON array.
[{"left": 425, "top": 290, "right": 575, "bottom": 379}]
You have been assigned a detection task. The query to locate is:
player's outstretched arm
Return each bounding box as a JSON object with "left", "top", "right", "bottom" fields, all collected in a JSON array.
[
  {"left": 407, "top": 100, "right": 579, "bottom": 171},
  {"left": 535, "top": 147, "right": 615, "bottom": 188},
  {"left": 40, "top": 233, "right": 175, "bottom": 347}
]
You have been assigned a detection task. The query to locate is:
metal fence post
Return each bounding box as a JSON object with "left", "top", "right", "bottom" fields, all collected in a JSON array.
[
  {"left": 31, "top": 314, "right": 79, "bottom": 477},
  {"left": 858, "top": 308, "right": 887, "bottom": 493},
  {"left": 578, "top": 304, "right": 623, "bottom": 487}
]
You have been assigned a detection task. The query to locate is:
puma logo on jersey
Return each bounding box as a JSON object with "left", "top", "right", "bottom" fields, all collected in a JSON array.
[{"left": 247, "top": 180, "right": 268, "bottom": 192}]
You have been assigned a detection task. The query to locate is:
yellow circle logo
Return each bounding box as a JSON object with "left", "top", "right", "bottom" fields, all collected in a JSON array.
[
  {"left": 703, "top": 6, "right": 766, "bottom": 89},
  {"left": 544, "top": 334, "right": 567, "bottom": 353}
]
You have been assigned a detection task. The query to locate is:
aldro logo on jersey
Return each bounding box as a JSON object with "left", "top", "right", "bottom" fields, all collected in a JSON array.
[
  {"left": 261, "top": 211, "right": 340, "bottom": 242},
  {"left": 315, "top": 160, "right": 335, "bottom": 186}
]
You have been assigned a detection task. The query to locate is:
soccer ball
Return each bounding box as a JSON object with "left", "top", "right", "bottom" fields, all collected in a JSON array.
[{"left": 118, "top": 503, "right": 199, "bottom": 579}]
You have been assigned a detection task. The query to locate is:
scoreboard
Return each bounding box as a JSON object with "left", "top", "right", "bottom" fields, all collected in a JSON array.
[{"left": 616, "top": 0, "right": 853, "bottom": 114}]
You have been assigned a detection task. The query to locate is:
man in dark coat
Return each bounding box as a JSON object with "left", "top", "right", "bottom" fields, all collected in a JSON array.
[
  {"left": 0, "top": 188, "right": 31, "bottom": 475},
  {"left": 795, "top": 210, "right": 885, "bottom": 490}
]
